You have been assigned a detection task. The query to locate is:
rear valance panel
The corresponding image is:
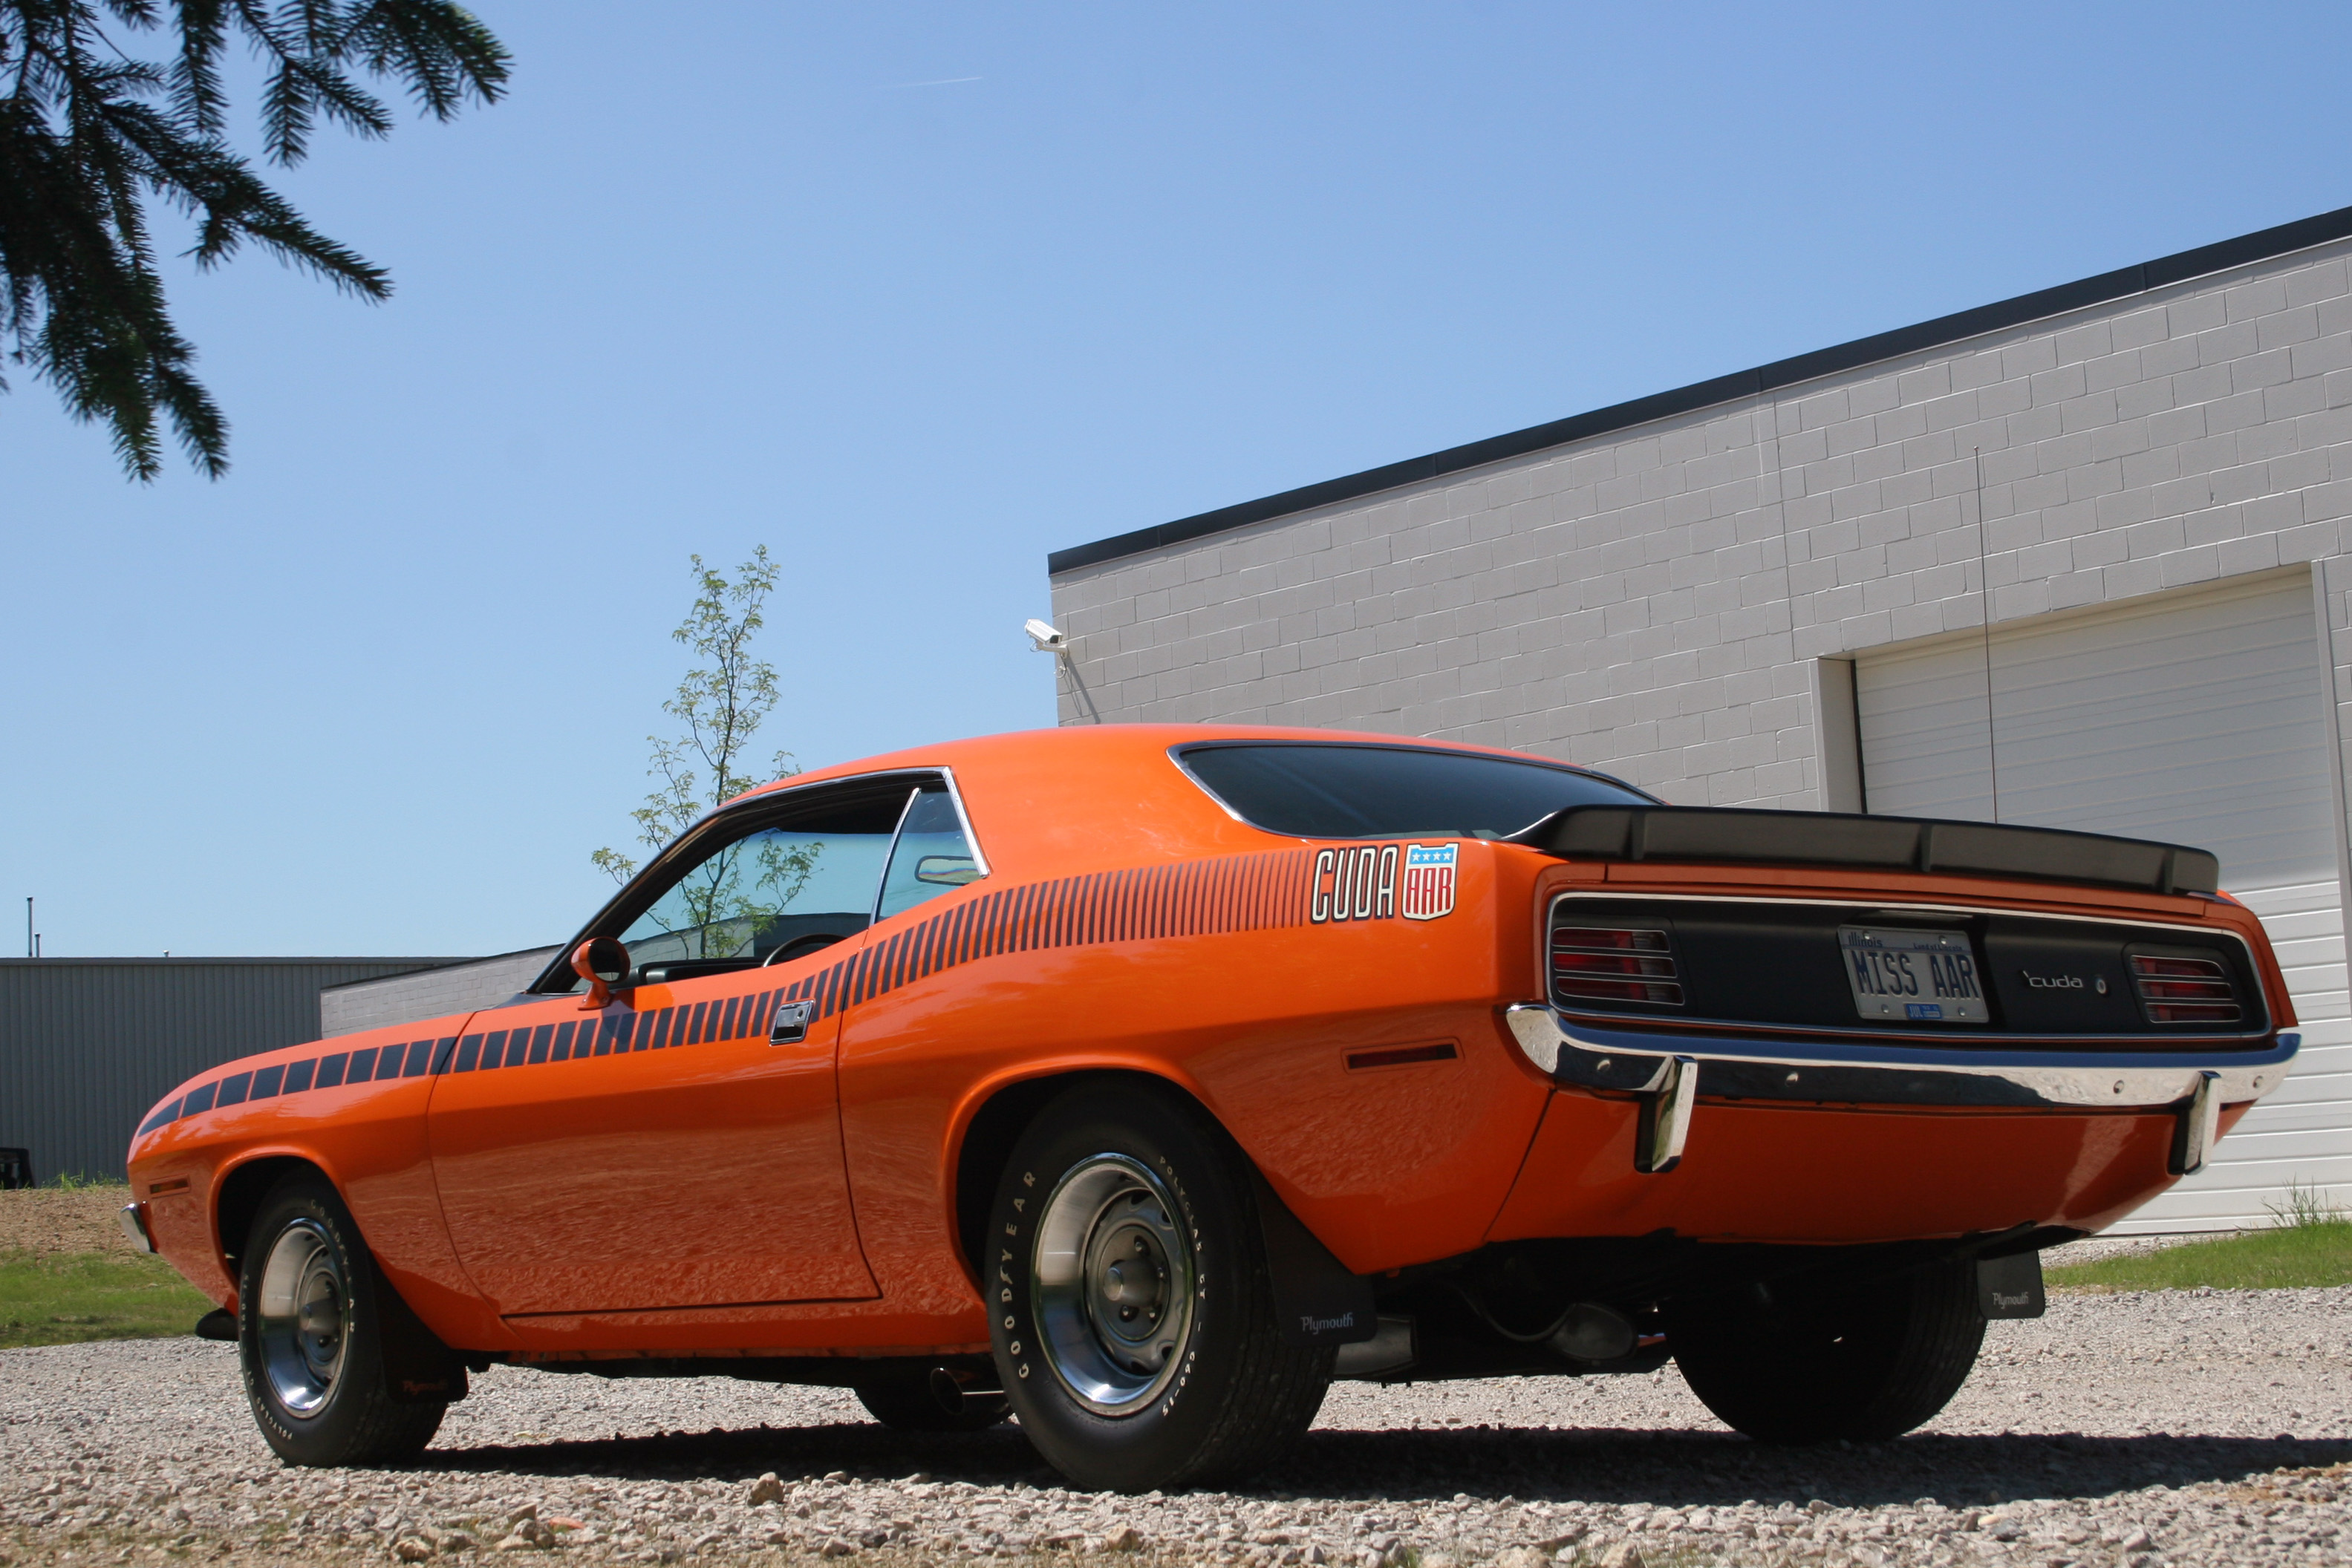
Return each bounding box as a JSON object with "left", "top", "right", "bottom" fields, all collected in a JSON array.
[{"left": 1514, "top": 806, "right": 2221, "bottom": 897}]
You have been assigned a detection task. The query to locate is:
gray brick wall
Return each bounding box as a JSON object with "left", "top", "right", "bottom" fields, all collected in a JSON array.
[{"left": 1049, "top": 238, "right": 2352, "bottom": 813}]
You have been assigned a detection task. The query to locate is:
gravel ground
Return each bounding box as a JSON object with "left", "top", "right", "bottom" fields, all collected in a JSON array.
[{"left": 2, "top": 1287, "right": 2346, "bottom": 1568}]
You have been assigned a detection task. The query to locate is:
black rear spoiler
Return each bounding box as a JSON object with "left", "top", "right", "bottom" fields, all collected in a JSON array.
[{"left": 1507, "top": 806, "right": 2221, "bottom": 898}]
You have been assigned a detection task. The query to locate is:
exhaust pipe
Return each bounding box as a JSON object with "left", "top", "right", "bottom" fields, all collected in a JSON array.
[{"left": 1547, "top": 1302, "right": 1635, "bottom": 1363}]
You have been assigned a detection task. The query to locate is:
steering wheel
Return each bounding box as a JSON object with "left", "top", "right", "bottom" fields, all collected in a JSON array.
[{"left": 762, "top": 932, "right": 845, "bottom": 967}]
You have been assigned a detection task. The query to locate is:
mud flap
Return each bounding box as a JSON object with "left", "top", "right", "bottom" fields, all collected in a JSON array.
[
  {"left": 1975, "top": 1251, "right": 2045, "bottom": 1319},
  {"left": 1251, "top": 1175, "right": 1375, "bottom": 1349},
  {"left": 371, "top": 1255, "right": 471, "bottom": 1403}
]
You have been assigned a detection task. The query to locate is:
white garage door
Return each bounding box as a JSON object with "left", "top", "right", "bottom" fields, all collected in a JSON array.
[{"left": 1855, "top": 569, "right": 2350, "bottom": 1231}]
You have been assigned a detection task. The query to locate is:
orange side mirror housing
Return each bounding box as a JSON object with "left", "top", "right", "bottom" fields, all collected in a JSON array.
[{"left": 573, "top": 936, "right": 631, "bottom": 1012}]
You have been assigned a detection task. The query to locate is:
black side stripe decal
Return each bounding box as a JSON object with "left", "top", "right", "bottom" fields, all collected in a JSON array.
[{"left": 140, "top": 846, "right": 1314, "bottom": 1136}]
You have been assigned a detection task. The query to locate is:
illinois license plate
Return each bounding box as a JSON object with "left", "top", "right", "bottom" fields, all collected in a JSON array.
[{"left": 1838, "top": 927, "right": 1988, "bottom": 1022}]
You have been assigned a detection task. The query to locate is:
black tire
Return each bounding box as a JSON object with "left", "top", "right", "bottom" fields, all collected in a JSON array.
[
  {"left": 1667, "top": 1258, "right": 1987, "bottom": 1444},
  {"left": 853, "top": 1367, "right": 1012, "bottom": 1433},
  {"left": 988, "top": 1082, "right": 1330, "bottom": 1492},
  {"left": 236, "top": 1172, "right": 446, "bottom": 1466}
]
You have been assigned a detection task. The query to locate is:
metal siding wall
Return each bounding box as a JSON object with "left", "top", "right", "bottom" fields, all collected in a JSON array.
[{"left": 0, "top": 959, "right": 452, "bottom": 1182}]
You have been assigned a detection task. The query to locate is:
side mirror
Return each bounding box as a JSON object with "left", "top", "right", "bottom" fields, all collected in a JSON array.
[
  {"left": 573, "top": 936, "right": 631, "bottom": 1012},
  {"left": 914, "top": 855, "right": 982, "bottom": 886}
]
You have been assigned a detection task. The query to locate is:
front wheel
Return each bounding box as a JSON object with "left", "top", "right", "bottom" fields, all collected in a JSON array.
[
  {"left": 988, "top": 1083, "right": 1330, "bottom": 1491},
  {"left": 238, "top": 1172, "right": 446, "bottom": 1466},
  {"left": 1667, "top": 1258, "right": 1986, "bottom": 1444}
]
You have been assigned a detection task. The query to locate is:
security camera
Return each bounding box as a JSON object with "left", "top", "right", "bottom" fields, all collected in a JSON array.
[{"left": 1024, "top": 618, "right": 1068, "bottom": 653}]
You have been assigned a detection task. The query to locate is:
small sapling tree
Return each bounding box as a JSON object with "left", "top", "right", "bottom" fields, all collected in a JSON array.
[{"left": 593, "top": 548, "right": 811, "bottom": 955}]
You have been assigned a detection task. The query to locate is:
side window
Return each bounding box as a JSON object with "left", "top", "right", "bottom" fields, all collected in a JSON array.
[
  {"left": 876, "top": 788, "right": 983, "bottom": 921},
  {"left": 613, "top": 796, "right": 905, "bottom": 979}
]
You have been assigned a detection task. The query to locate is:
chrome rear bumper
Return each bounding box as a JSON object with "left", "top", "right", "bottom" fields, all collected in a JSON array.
[{"left": 1504, "top": 1003, "right": 2296, "bottom": 1178}]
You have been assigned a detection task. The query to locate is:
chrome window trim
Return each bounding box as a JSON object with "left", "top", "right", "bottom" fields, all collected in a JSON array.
[
  {"left": 530, "top": 765, "right": 992, "bottom": 993},
  {"left": 866, "top": 775, "right": 997, "bottom": 927},
  {"left": 869, "top": 785, "right": 928, "bottom": 927},
  {"left": 1168, "top": 745, "right": 1255, "bottom": 829},
  {"left": 867, "top": 766, "right": 994, "bottom": 925},
  {"left": 1540, "top": 890, "right": 2274, "bottom": 1047},
  {"left": 933, "top": 765, "right": 993, "bottom": 879},
  {"left": 1165, "top": 739, "right": 1656, "bottom": 838}
]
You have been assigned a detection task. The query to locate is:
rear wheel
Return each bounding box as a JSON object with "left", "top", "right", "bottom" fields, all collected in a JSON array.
[
  {"left": 237, "top": 1172, "right": 446, "bottom": 1466},
  {"left": 853, "top": 1367, "right": 1011, "bottom": 1433},
  {"left": 988, "top": 1083, "right": 1330, "bottom": 1491},
  {"left": 1667, "top": 1258, "right": 1986, "bottom": 1444}
]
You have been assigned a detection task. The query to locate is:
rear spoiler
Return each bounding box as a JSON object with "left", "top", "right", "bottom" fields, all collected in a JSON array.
[{"left": 1507, "top": 806, "right": 2221, "bottom": 898}]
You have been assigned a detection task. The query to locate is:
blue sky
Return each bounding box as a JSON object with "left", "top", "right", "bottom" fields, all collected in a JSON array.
[{"left": 7, "top": 1, "right": 2351, "bottom": 957}]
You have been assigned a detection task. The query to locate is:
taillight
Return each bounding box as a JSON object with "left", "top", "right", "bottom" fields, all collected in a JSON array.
[
  {"left": 2128, "top": 952, "right": 2241, "bottom": 1025},
  {"left": 1552, "top": 926, "right": 1682, "bottom": 1006}
]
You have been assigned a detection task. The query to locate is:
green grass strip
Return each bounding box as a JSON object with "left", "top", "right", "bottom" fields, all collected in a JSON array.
[
  {"left": 2046, "top": 1219, "right": 2352, "bottom": 1293},
  {"left": 0, "top": 1249, "right": 215, "bottom": 1348}
]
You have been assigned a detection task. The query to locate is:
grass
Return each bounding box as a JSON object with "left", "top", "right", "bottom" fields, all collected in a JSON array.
[
  {"left": 0, "top": 1248, "right": 214, "bottom": 1348},
  {"left": 2047, "top": 1183, "right": 2352, "bottom": 1293}
]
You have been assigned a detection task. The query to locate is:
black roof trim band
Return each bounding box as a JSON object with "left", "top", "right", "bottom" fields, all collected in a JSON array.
[
  {"left": 1049, "top": 203, "right": 2352, "bottom": 576},
  {"left": 1508, "top": 806, "right": 2221, "bottom": 898}
]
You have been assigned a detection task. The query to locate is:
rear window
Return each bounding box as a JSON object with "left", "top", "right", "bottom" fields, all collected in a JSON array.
[{"left": 1177, "top": 743, "right": 1652, "bottom": 839}]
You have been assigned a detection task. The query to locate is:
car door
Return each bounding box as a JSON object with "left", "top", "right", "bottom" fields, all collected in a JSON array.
[{"left": 426, "top": 775, "right": 920, "bottom": 1316}]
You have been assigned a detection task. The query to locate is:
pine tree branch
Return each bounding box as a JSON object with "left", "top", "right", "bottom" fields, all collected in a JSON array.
[{"left": 0, "top": 0, "right": 509, "bottom": 477}]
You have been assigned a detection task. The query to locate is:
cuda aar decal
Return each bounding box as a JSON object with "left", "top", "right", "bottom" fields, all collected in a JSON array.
[
  {"left": 1310, "top": 844, "right": 1392, "bottom": 923},
  {"left": 1308, "top": 840, "right": 1458, "bottom": 924},
  {"left": 136, "top": 846, "right": 1319, "bottom": 1136},
  {"left": 1401, "top": 842, "right": 1458, "bottom": 921}
]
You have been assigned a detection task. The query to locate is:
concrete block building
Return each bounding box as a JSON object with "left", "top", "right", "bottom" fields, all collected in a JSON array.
[{"left": 1045, "top": 206, "right": 2352, "bottom": 1231}]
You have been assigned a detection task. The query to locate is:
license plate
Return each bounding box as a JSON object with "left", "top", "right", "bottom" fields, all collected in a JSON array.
[{"left": 1838, "top": 927, "right": 1988, "bottom": 1022}]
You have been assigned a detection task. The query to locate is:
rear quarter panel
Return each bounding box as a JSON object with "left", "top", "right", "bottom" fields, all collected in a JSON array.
[{"left": 835, "top": 734, "right": 1555, "bottom": 1310}]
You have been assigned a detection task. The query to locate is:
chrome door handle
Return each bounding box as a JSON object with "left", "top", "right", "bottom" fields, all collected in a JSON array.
[{"left": 769, "top": 1001, "right": 815, "bottom": 1045}]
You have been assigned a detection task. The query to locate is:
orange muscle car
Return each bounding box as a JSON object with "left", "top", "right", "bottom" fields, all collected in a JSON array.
[{"left": 123, "top": 726, "right": 2298, "bottom": 1489}]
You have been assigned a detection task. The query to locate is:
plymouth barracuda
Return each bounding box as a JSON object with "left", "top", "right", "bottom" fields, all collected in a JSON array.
[{"left": 122, "top": 725, "right": 2297, "bottom": 1489}]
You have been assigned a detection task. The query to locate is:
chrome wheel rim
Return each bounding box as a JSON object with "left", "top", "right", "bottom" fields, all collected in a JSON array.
[
  {"left": 1032, "top": 1153, "right": 1196, "bottom": 1416},
  {"left": 256, "top": 1220, "right": 346, "bottom": 1415}
]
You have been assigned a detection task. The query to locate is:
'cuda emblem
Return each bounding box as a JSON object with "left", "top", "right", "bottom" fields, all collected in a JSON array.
[
  {"left": 1312, "top": 844, "right": 1398, "bottom": 922},
  {"left": 1400, "top": 842, "right": 1458, "bottom": 921},
  {"left": 1319, "top": 842, "right": 1456, "bottom": 924}
]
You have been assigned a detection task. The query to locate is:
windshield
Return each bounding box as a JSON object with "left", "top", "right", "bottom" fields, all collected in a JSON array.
[{"left": 1179, "top": 742, "right": 1651, "bottom": 839}]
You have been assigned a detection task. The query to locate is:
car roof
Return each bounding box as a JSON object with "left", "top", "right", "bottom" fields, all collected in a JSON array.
[
  {"left": 739, "top": 723, "right": 1592, "bottom": 797},
  {"left": 725, "top": 725, "right": 1622, "bottom": 875}
]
